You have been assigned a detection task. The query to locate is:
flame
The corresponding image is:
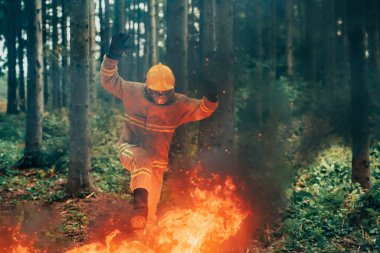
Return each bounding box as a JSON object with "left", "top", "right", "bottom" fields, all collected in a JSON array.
[
  {"left": 0, "top": 226, "right": 43, "bottom": 253},
  {"left": 65, "top": 230, "right": 155, "bottom": 253},
  {"left": 2, "top": 168, "right": 250, "bottom": 253},
  {"left": 155, "top": 169, "right": 249, "bottom": 252}
]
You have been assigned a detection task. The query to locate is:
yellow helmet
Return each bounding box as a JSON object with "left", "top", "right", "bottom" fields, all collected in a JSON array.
[{"left": 145, "top": 63, "right": 175, "bottom": 91}]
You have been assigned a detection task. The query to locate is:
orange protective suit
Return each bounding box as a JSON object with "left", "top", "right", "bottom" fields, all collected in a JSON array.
[{"left": 100, "top": 56, "right": 218, "bottom": 225}]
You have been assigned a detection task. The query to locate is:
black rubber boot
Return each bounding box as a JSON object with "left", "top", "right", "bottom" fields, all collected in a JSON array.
[{"left": 130, "top": 188, "right": 148, "bottom": 229}]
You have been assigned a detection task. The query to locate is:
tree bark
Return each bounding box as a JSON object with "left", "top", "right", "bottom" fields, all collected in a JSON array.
[
  {"left": 42, "top": 0, "right": 49, "bottom": 107},
  {"left": 367, "top": 0, "right": 380, "bottom": 78},
  {"left": 199, "top": 0, "right": 234, "bottom": 153},
  {"left": 347, "top": 0, "right": 371, "bottom": 188},
  {"left": 51, "top": 0, "right": 61, "bottom": 109},
  {"left": 102, "top": 0, "right": 111, "bottom": 60},
  {"left": 304, "top": 0, "right": 318, "bottom": 82},
  {"left": 127, "top": 0, "right": 134, "bottom": 80},
  {"left": 114, "top": 0, "right": 128, "bottom": 79},
  {"left": 6, "top": 0, "right": 19, "bottom": 114},
  {"left": 148, "top": 0, "right": 158, "bottom": 65},
  {"left": 188, "top": 0, "right": 202, "bottom": 93},
  {"left": 198, "top": 0, "right": 216, "bottom": 152},
  {"left": 99, "top": 0, "right": 106, "bottom": 60},
  {"left": 66, "top": 0, "right": 93, "bottom": 195},
  {"left": 167, "top": 0, "right": 189, "bottom": 153},
  {"left": 285, "top": 0, "right": 294, "bottom": 78},
  {"left": 322, "top": 0, "right": 336, "bottom": 92},
  {"left": 143, "top": 0, "right": 150, "bottom": 73},
  {"left": 89, "top": 0, "right": 97, "bottom": 106},
  {"left": 335, "top": 0, "right": 350, "bottom": 90},
  {"left": 246, "top": 0, "right": 263, "bottom": 127},
  {"left": 17, "top": 0, "right": 26, "bottom": 112},
  {"left": 22, "top": 0, "right": 44, "bottom": 167},
  {"left": 135, "top": 0, "right": 142, "bottom": 81},
  {"left": 166, "top": 0, "right": 188, "bottom": 94},
  {"left": 61, "top": 0, "right": 69, "bottom": 107}
]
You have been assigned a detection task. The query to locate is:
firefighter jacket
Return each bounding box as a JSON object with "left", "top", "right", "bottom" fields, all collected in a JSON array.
[{"left": 101, "top": 56, "right": 219, "bottom": 172}]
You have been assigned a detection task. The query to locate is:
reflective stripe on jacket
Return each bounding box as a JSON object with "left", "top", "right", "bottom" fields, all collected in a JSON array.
[{"left": 101, "top": 56, "right": 218, "bottom": 171}]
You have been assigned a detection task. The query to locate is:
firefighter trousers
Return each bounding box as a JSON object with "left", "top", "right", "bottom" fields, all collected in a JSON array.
[{"left": 118, "top": 143, "right": 165, "bottom": 226}]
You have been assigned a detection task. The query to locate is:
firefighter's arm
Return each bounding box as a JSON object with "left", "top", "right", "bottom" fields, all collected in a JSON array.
[
  {"left": 100, "top": 56, "right": 127, "bottom": 100},
  {"left": 179, "top": 80, "right": 219, "bottom": 123},
  {"left": 100, "top": 33, "right": 131, "bottom": 99},
  {"left": 181, "top": 96, "right": 219, "bottom": 123}
]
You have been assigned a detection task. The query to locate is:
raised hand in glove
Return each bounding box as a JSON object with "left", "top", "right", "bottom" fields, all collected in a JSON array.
[
  {"left": 204, "top": 80, "right": 218, "bottom": 102},
  {"left": 106, "top": 33, "right": 130, "bottom": 60}
]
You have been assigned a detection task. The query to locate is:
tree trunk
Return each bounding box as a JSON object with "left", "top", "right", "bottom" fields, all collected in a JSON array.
[
  {"left": 246, "top": 0, "right": 263, "bottom": 127},
  {"left": 347, "top": 0, "right": 371, "bottom": 189},
  {"left": 322, "top": 0, "right": 336, "bottom": 92},
  {"left": 167, "top": 0, "right": 188, "bottom": 94},
  {"left": 61, "top": 0, "right": 69, "bottom": 107},
  {"left": 114, "top": 0, "right": 128, "bottom": 79},
  {"left": 102, "top": 0, "right": 111, "bottom": 60},
  {"left": 167, "top": 0, "right": 189, "bottom": 153},
  {"left": 51, "top": 0, "right": 61, "bottom": 110},
  {"left": 285, "top": 0, "right": 294, "bottom": 78},
  {"left": 199, "top": 0, "right": 234, "bottom": 153},
  {"left": 17, "top": 0, "right": 26, "bottom": 112},
  {"left": 335, "top": 0, "right": 350, "bottom": 91},
  {"left": 135, "top": 0, "right": 141, "bottom": 81},
  {"left": 367, "top": 0, "right": 380, "bottom": 78},
  {"left": 22, "top": 0, "right": 44, "bottom": 167},
  {"left": 6, "top": 0, "right": 18, "bottom": 114},
  {"left": 148, "top": 0, "right": 158, "bottom": 65},
  {"left": 198, "top": 0, "right": 216, "bottom": 152},
  {"left": 99, "top": 0, "right": 106, "bottom": 60},
  {"left": 268, "top": 0, "right": 277, "bottom": 81},
  {"left": 42, "top": 0, "right": 49, "bottom": 107},
  {"left": 304, "top": 0, "right": 318, "bottom": 82},
  {"left": 143, "top": 0, "right": 150, "bottom": 73},
  {"left": 66, "top": 0, "right": 93, "bottom": 195},
  {"left": 188, "top": 0, "right": 201, "bottom": 93},
  {"left": 89, "top": 0, "right": 97, "bottom": 106}
]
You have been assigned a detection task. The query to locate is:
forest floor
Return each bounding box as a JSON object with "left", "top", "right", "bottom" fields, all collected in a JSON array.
[{"left": 0, "top": 98, "right": 379, "bottom": 253}]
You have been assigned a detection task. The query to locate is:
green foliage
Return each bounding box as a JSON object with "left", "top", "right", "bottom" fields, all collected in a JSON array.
[
  {"left": 0, "top": 101, "right": 130, "bottom": 204},
  {"left": 272, "top": 144, "right": 380, "bottom": 252}
]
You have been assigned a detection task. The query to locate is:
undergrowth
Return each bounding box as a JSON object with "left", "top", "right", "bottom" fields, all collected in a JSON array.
[
  {"left": 0, "top": 102, "right": 129, "bottom": 204},
  {"left": 269, "top": 144, "right": 380, "bottom": 253}
]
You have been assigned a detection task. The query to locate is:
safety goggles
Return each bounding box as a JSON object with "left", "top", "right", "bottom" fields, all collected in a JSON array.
[{"left": 146, "top": 88, "right": 174, "bottom": 98}]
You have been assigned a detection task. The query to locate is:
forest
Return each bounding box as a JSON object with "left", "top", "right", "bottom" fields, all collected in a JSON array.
[{"left": 0, "top": 0, "right": 380, "bottom": 252}]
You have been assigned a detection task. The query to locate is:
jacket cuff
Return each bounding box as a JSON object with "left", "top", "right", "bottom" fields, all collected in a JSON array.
[
  {"left": 103, "top": 54, "right": 119, "bottom": 64},
  {"left": 202, "top": 97, "right": 219, "bottom": 111}
]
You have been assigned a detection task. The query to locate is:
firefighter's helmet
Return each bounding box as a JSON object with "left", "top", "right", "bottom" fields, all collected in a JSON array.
[{"left": 145, "top": 63, "right": 175, "bottom": 91}]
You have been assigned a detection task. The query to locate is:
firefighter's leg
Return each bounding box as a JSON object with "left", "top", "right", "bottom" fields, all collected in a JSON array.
[
  {"left": 118, "top": 144, "right": 153, "bottom": 229},
  {"left": 146, "top": 169, "right": 165, "bottom": 227},
  {"left": 118, "top": 143, "right": 153, "bottom": 191}
]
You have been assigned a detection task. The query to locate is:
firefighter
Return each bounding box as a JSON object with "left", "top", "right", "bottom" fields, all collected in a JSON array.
[{"left": 101, "top": 33, "right": 218, "bottom": 233}]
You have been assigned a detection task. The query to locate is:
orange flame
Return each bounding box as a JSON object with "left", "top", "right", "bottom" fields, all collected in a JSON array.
[
  {"left": 0, "top": 226, "right": 44, "bottom": 253},
  {"left": 65, "top": 230, "right": 155, "bottom": 253},
  {"left": 2, "top": 168, "right": 250, "bottom": 253},
  {"left": 155, "top": 169, "right": 249, "bottom": 252}
]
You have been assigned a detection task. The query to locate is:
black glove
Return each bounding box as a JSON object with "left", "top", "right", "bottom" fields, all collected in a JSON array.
[
  {"left": 106, "top": 33, "right": 130, "bottom": 60},
  {"left": 204, "top": 80, "right": 218, "bottom": 102}
]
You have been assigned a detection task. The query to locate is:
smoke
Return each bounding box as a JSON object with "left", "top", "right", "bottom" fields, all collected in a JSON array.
[
  {"left": 163, "top": 149, "right": 257, "bottom": 251},
  {"left": 0, "top": 203, "right": 63, "bottom": 252},
  {"left": 85, "top": 194, "right": 134, "bottom": 242},
  {"left": 166, "top": 146, "right": 294, "bottom": 248}
]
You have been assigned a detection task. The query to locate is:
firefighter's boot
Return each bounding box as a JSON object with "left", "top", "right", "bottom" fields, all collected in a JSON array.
[{"left": 130, "top": 188, "right": 148, "bottom": 229}]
